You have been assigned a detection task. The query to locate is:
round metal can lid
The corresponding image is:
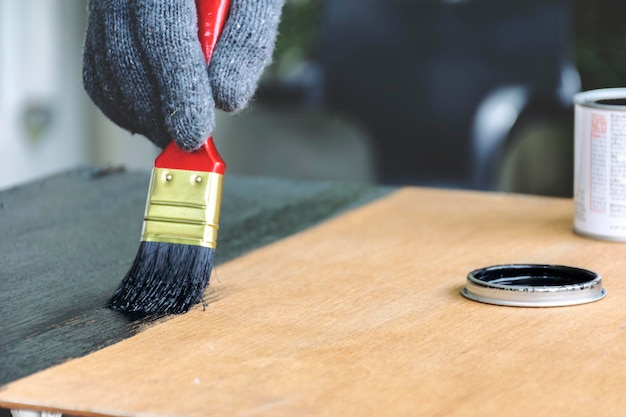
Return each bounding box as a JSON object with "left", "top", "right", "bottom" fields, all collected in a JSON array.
[{"left": 461, "top": 264, "right": 606, "bottom": 307}]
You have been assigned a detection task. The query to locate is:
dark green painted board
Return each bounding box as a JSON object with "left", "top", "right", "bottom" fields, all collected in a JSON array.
[{"left": 0, "top": 169, "right": 389, "bottom": 389}]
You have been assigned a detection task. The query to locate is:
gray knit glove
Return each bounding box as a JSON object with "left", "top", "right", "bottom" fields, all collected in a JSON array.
[{"left": 83, "top": 0, "right": 284, "bottom": 151}]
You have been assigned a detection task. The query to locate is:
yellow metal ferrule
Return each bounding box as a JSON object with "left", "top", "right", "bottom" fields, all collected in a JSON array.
[{"left": 141, "top": 167, "right": 223, "bottom": 248}]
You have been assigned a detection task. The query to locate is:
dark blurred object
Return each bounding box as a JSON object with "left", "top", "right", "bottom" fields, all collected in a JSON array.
[
  {"left": 320, "top": 0, "right": 579, "bottom": 190},
  {"left": 259, "top": 0, "right": 582, "bottom": 194},
  {"left": 573, "top": 0, "right": 626, "bottom": 90}
]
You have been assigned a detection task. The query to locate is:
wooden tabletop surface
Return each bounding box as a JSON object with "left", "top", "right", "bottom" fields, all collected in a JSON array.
[
  {"left": 2, "top": 177, "right": 624, "bottom": 416},
  {"left": 0, "top": 169, "right": 386, "bottom": 416}
]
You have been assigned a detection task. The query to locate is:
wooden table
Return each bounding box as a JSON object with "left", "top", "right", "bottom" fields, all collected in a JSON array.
[{"left": 1, "top": 169, "right": 624, "bottom": 416}]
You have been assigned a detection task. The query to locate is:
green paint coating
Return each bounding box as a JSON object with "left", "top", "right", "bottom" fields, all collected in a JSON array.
[{"left": 0, "top": 169, "right": 389, "bottom": 387}]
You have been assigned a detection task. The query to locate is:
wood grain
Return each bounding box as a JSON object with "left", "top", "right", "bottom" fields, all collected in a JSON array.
[
  {"left": 0, "top": 169, "right": 386, "bottom": 388},
  {"left": 2, "top": 187, "right": 624, "bottom": 416}
]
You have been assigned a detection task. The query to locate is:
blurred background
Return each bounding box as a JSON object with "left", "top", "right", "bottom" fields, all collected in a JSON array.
[{"left": 1, "top": 0, "right": 625, "bottom": 196}]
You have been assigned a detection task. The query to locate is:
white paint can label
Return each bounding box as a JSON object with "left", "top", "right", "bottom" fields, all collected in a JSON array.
[{"left": 574, "top": 88, "right": 626, "bottom": 240}]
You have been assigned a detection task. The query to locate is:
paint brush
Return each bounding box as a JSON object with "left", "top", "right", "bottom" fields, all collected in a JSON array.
[{"left": 107, "top": 0, "right": 230, "bottom": 315}]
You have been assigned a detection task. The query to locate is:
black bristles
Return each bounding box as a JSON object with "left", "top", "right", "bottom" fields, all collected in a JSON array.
[{"left": 107, "top": 241, "right": 215, "bottom": 315}]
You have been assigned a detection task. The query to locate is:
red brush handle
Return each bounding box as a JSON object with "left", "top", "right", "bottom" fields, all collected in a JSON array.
[
  {"left": 197, "top": 0, "right": 231, "bottom": 65},
  {"left": 155, "top": 0, "right": 230, "bottom": 174}
]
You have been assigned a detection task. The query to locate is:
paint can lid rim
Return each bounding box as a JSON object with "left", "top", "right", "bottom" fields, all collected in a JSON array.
[
  {"left": 461, "top": 264, "right": 606, "bottom": 307},
  {"left": 574, "top": 88, "right": 626, "bottom": 109}
]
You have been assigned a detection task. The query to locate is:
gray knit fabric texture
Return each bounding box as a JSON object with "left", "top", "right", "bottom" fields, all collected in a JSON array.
[{"left": 83, "top": 0, "right": 284, "bottom": 151}]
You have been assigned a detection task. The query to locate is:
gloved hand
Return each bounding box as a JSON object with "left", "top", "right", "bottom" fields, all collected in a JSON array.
[{"left": 82, "top": 0, "right": 284, "bottom": 151}]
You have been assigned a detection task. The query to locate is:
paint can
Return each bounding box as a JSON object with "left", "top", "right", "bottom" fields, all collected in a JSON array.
[{"left": 573, "top": 88, "right": 626, "bottom": 241}]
